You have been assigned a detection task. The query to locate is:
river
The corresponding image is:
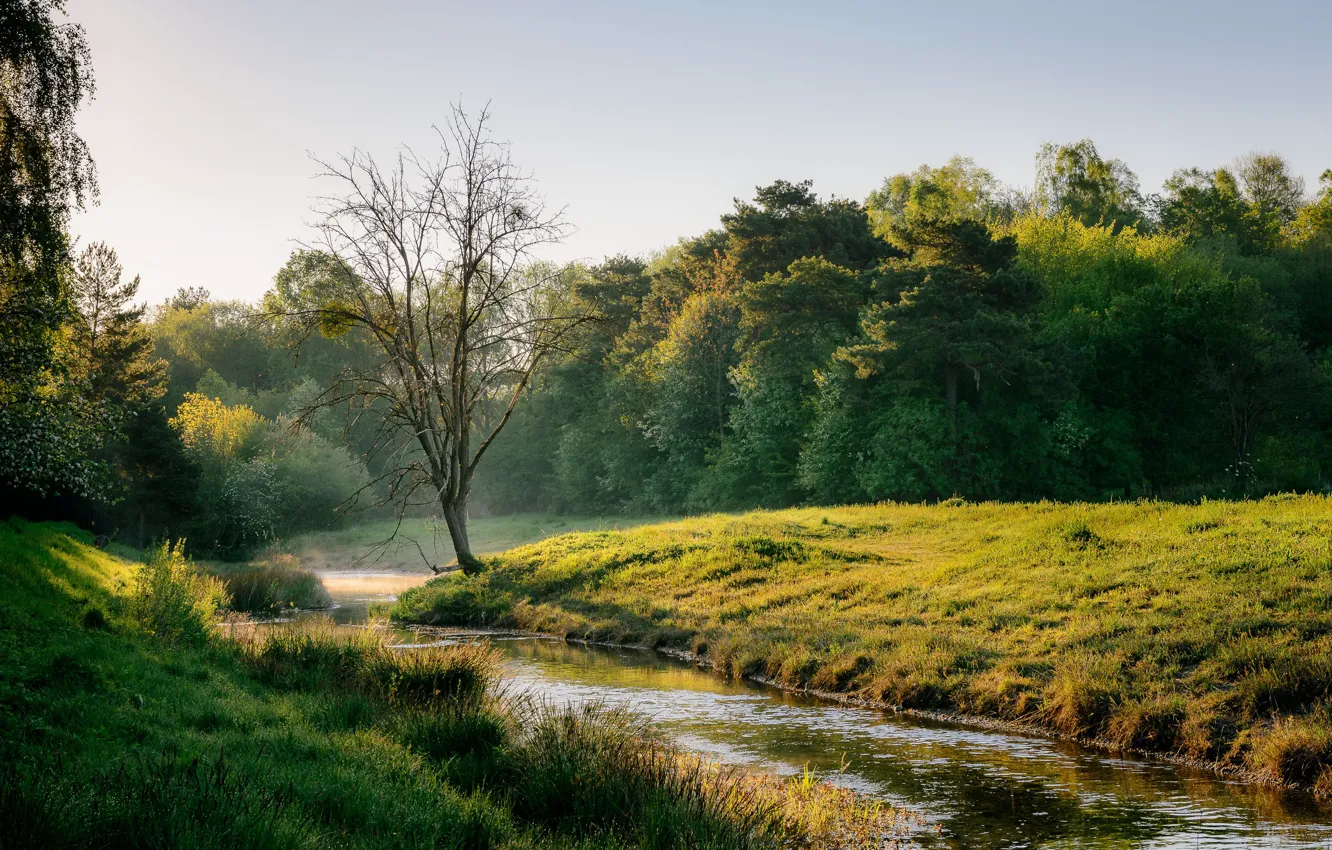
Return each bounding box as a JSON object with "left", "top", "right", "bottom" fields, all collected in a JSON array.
[{"left": 315, "top": 571, "right": 1332, "bottom": 849}]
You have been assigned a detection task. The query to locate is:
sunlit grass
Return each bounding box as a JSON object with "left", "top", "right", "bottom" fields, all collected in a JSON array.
[
  {"left": 394, "top": 495, "right": 1332, "bottom": 795},
  {"left": 0, "top": 518, "right": 900, "bottom": 848}
]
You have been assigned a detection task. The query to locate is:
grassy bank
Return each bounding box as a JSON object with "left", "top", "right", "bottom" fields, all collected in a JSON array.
[
  {"left": 281, "top": 514, "right": 670, "bottom": 572},
  {"left": 0, "top": 518, "right": 909, "bottom": 849},
  {"left": 392, "top": 497, "right": 1332, "bottom": 798}
]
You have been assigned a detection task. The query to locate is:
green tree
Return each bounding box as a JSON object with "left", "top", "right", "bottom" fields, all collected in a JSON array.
[
  {"left": 1290, "top": 170, "right": 1332, "bottom": 249},
  {"left": 843, "top": 218, "right": 1041, "bottom": 430},
  {"left": 69, "top": 241, "right": 164, "bottom": 412},
  {"left": 721, "top": 179, "right": 891, "bottom": 281},
  {"left": 0, "top": 0, "right": 99, "bottom": 502},
  {"left": 1036, "top": 139, "right": 1143, "bottom": 228},
  {"left": 1235, "top": 151, "right": 1305, "bottom": 252},
  {"left": 1157, "top": 167, "right": 1251, "bottom": 246},
  {"left": 867, "top": 157, "right": 1002, "bottom": 235},
  {"left": 642, "top": 290, "right": 741, "bottom": 508},
  {"left": 713, "top": 257, "right": 866, "bottom": 506}
]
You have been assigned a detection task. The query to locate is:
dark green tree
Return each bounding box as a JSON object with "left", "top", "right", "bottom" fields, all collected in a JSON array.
[
  {"left": 721, "top": 179, "right": 892, "bottom": 281},
  {"left": 70, "top": 241, "right": 164, "bottom": 412},
  {"left": 712, "top": 257, "right": 866, "bottom": 507}
]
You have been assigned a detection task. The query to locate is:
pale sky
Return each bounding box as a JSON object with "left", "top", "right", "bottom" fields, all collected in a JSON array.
[{"left": 68, "top": 0, "right": 1331, "bottom": 305}]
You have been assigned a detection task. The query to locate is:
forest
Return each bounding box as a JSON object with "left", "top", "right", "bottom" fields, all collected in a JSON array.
[{"left": 7, "top": 127, "right": 1332, "bottom": 554}]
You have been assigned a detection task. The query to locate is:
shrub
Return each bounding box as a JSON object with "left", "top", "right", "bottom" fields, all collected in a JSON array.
[
  {"left": 80, "top": 605, "right": 108, "bottom": 630},
  {"left": 130, "top": 540, "right": 228, "bottom": 644},
  {"left": 212, "top": 555, "right": 331, "bottom": 614},
  {"left": 1060, "top": 519, "right": 1100, "bottom": 547},
  {"left": 171, "top": 394, "right": 369, "bottom": 557}
]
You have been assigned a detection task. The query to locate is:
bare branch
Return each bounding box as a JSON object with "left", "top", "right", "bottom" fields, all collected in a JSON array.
[{"left": 264, "top": 104, "right": 587, "bottom": 574}]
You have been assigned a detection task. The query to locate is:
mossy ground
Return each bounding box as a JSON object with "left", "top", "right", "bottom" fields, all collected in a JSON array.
[{"left": 392, "top": 496, "right": 1332, "bottom": 796}]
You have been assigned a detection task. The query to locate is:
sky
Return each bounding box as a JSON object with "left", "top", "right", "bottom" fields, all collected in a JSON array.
[{"left": 67, "top": 0, "right": 1332, "bottom": 305}]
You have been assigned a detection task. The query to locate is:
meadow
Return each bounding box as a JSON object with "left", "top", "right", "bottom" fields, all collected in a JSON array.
[
  {"left": 393, "top": 496, "right": 1332, "bottom": 798},
  {"left": 0, "top": 518, "right": 904, "bottom": 849},
  {"left": 279, "top": 515, "right": 670, "bottom": 573}
]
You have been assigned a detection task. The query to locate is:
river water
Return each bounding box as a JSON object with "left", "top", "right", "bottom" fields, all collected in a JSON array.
[{"left": 318, "top": 572, "right": 1332, "bottom": 849}]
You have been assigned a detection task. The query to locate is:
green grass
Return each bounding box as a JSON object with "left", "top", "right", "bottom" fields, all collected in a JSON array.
[
  {"left": 280, "top": 514, "right": 671, "bottom": 572},
  {"left": 205, "top": 554, "right": 333, "bottom": 614},
  {"left": 0, "top": 517, "right": 894, "bottom": 849},
  {"left": 392, "top": 496, "right": 1332, "bottom": 798}
]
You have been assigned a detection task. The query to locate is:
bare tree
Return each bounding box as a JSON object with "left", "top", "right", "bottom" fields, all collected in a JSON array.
[{"left": 269, "top": 105, "right": 589, "bottom": 574}]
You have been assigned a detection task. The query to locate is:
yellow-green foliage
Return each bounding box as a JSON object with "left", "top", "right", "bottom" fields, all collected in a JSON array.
[
  {"left": 169, "top": 392, "right": 263, "bottom": 460},
  {"left": 131, "top": 539, "right": 229, "bottom": 643},
  {"left": 395, "top": 496, "right": 1332, "bottom": 793}
]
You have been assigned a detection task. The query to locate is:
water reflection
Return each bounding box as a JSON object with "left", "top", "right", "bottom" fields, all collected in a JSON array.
[{"left": 318, "top": 572, "right": 1332, "bottom": 848}]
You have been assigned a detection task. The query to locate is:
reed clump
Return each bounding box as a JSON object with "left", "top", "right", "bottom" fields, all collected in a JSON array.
[
  {"left": 208, "top": 553, "right": 331, "bottom": 614},
  {"left": 228, "top": 617, "right": 497, "bottom": 708}
]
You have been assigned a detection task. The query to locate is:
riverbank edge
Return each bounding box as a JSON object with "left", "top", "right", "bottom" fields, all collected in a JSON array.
[
  {"left": 398, "top": 622, "right": 1305, "bottom": 797},
  {"left": 590, "top": 636, "right": 1300, "bottom": 792}
]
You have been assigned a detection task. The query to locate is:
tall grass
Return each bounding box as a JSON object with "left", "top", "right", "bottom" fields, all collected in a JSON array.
[
  {"left": 229, "top": 617, "right": 497, "bottom": 707},
  {"left": 0, "top": 751, "right": 307, "bottom": 850},
  {"left": 130, "top": 539, "right": 228, "bottom": 644},
  {"left": 392, "top": 496, "right": 1332, "bottom": 796},
  {"left": 502, "top": 703, "right": 785, "bottom": 848},
  {"left": 226, "top": 620, "right": 903, "bottom": 848},
  {"left": 208, "top": 553, "right": 331, "bottom": 614}
]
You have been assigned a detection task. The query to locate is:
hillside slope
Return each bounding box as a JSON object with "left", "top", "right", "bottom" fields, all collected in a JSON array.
[
  {"left": 393, "top": 497, "right": 1332, "bottom": 796},
  {"left": 0, "top": 519, "right": 890, "bottom": 849}
]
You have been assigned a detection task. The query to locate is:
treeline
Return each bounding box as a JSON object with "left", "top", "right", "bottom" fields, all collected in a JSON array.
[
  {"left": 475, "top": 148, "right": 1332, "bottom": 513},
  {"left": 2, "top": 252, "right": 381, "bottom": 553}
]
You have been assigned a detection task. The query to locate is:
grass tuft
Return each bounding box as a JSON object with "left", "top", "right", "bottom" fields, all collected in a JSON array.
[{"left": 208, "top": 554, "right": 331, "bottom": 614}]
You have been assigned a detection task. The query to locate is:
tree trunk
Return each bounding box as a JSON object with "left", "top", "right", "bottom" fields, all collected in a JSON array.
[{"left": 442, "top": 502, "right": 481, "bottom": 576}]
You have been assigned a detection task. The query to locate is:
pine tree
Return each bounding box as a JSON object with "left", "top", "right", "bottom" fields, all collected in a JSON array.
[{"left": 70, "top": 241, "right": 164, "bottom": 417}]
